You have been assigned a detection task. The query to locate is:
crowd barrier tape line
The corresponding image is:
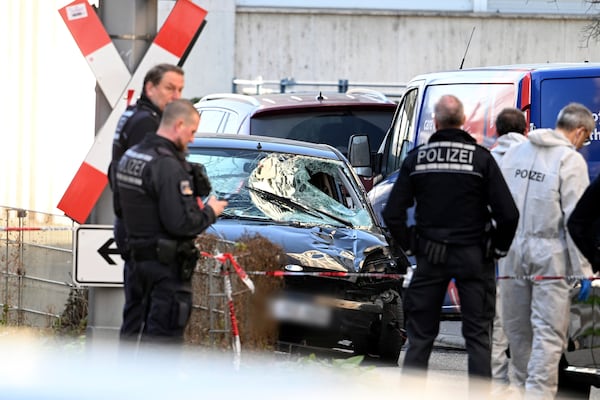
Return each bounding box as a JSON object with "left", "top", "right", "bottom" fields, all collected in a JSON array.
[
  {"left": 200, "top": 252, "right": 599, "bottom": 282},
  {"left": 0, "top": 227, "right": 75, "bottom": 232}
]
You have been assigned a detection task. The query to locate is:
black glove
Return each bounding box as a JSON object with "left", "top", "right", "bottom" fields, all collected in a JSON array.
[
  {"left": 190, "top": 162, "right": 212, "bottom": 197},
  {"left": 424, "top": 240, "right": 447, "bottom": 264}
]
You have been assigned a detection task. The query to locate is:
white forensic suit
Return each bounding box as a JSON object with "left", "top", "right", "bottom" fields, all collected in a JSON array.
[
  {"left": 499, "top": 128, "right": 592, "bottom": 398},
  {"left": 490, "top": 132, "right": 528, "bottom": 383}
]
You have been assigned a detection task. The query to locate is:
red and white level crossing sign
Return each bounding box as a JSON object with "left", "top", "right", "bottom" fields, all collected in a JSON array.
[{"left": 57, "top": 0, "right": 207, "bottom": 224}]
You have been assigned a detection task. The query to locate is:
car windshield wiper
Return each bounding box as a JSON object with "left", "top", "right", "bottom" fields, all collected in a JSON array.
[
  {"left": 247, "top": 186, "right": 353, "bottom": 228},
  {"left": 220, "top": 209, "right": 271, "bottom": 221}
]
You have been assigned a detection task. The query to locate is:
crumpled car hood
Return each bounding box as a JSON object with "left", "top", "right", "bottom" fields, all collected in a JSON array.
[{"left": 209, "top": 220, "right": 387, "bottom": 273}]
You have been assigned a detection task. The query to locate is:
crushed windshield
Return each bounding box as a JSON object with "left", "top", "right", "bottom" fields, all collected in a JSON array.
[{"left": 187, "top": 148, "right": 373, "bottom": 228}]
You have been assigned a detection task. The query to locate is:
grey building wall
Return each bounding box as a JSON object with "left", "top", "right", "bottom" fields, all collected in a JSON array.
[
  {"left": 231, "top": 9, "right": 600, "bottom": 92},
  {"left": 175, "top": 2, "right": 600, "bottom": 98}
]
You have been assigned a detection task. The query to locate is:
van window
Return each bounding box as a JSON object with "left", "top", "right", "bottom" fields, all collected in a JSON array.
[
  {"left": 540, "top": 77, "right": 600, "bottom": 130},
  {"left": 384, "top": 88, "right": 418, "bottom": 175},
  {"left": 418, "top": 84, "right": 515, "bottom": 148},
  {"left": 540, "top": 77, "right": 600, "bottom": 178}
]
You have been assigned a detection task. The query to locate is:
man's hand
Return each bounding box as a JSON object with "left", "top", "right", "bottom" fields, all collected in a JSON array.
[{"left": 206, "top": 196, "right": 227, "bottom": 217}]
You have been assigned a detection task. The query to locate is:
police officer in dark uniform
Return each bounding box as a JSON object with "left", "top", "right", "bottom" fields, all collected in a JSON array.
[
  {"left": 382, "top": 95, "right": 518, "bottom": 378},
  {"left": 115, "top": 99, "right": 227, "bottom": 343},
  {"left": 568, "top": 174, "right": 600, "bottom": 273},
  {"left": 108, "top": 64, "right": 185, "bottom": 339}
]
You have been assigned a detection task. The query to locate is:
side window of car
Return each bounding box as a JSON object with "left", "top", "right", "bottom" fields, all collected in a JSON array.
[
  {"left": 197, "top": 109, "right": 226, "bottom": 133},
  {"left": 222, "top": 111, "right": 240, "bottom": 134},
  {"left": 384, "top": 88, "right": 418, "bottom": 175}
]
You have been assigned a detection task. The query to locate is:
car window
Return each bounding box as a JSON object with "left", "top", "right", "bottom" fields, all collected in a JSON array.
[
  {"left": 418, "top": 83, "right": 515, "bottom": 148},
  {"left": 197, "top": 109, "right": 227, "bottom": 133},
  {"left": 187, "top": 148, "right": 374, "bottom": 228},
  {"left": 249, "top": 110, "right": 393, "bottom": 156}
]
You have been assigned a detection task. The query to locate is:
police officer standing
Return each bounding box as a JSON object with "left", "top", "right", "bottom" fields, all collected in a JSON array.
[
  {"left": 116, "top": 99, "right": 227, "bottom": 343},
  {"left": 109, "top": 64, "right": 184, "bottom": 339},
  {"left": 382, "top": 95, "right": 519, "bottom": 379}
]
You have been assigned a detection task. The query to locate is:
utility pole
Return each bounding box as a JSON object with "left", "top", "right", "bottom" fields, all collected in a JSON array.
[{"left": 86, "top": 0, "right": 157, "bottom": 345}]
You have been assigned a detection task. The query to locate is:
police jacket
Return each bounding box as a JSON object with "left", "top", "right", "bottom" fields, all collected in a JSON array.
[
  {"left": 109, "top": 94, "right": 161, "bottom": 217},
  {"left": 116, "top": 134, "right": 216, "bottom": 243},
  {"left": 382, "top": 128, "right": 519, "bottom": 251}
]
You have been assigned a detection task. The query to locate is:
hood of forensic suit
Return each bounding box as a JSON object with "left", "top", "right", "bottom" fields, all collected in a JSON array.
[{"left": 527, "top": 128, "right": 575, "bottom": 148}]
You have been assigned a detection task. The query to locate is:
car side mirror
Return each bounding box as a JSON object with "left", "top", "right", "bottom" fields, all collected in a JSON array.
[
  {"left": 348, "top": 134, "right": 371, "bottom": 167},
  {"left": 348, "top": 134, "right": 373, "bottom": 178}
]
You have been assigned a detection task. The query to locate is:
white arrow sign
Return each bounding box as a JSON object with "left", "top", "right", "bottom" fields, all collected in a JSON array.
[{"left": 74, "top": 225, "right": 124, "bottom": 287}]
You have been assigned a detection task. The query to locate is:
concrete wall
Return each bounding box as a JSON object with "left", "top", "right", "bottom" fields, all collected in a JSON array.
[{"left": 229, "top": 9, "right": 600, "bottom": 92}]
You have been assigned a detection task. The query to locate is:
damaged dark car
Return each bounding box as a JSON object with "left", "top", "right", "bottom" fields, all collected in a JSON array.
[{"left": 188, "top": 134, "right": 409, "bottom": 361}]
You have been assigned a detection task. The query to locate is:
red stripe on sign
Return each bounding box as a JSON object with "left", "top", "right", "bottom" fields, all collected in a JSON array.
[
  {"left": 154, "top": 0, "right": 207, "bottom": 58},
  {"left": 57, "top": 163, "right": 108, "bottom": 224},
  {"left": 58, "top": 0, "right": 111, "bottom": 57}
]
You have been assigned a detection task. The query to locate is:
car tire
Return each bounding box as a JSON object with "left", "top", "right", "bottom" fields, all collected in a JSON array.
[{"left": 376, "top": 294, "right": 406, "bottom": 362}]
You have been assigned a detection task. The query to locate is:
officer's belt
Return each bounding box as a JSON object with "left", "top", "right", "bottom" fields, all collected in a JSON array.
[{"left": 130, "top": 242, "right": 159, "bottom": 262}]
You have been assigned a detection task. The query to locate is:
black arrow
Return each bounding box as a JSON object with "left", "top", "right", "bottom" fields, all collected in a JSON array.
[{"left": 98, "top": 238, "right": 121, "bottom": 265}]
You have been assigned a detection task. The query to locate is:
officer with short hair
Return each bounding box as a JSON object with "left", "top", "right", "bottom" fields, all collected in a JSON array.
[
  {"left": 382, "top": 94, "right": 519, "bottom": 379},
  {"left": 109, "top": 63, "right": 185, "bottom": 339},
  {"left": 116, "top": 99, "right": 227, "bottom": 342}
]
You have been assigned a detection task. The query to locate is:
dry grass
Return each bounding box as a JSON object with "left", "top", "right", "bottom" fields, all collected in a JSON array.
[{"left": 185, "top": 233, "right": 286, "bottom": 351}]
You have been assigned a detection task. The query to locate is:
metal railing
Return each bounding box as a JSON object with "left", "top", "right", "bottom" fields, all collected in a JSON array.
[
  {"left": 232, "top": 77, "right": 407, "bottom": 100},
  {"left": 0, "top": 206, "right": 78, "bottom": 328}
]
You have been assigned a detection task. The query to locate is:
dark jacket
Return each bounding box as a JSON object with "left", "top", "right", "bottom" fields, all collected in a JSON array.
[
  {"left": 109, "top": 94, "right": 162, "bottom": 217},
  {"left": 568, "top": 175, "right": 600, "bottom": 272},
  {"left": 382, "top": 128, "right": 519, "bottom": 252},
  {"left": 116, "top": 134, "right": 216, "bottom": 242}
]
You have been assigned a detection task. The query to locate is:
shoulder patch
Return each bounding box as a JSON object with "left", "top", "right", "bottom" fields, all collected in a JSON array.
[{"left": 180, "top": 180, "right": 194, "bottom": 196}]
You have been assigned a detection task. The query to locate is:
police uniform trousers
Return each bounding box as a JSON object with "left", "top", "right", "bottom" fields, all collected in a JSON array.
[
  {"left": 403, "top": 242, "right": 496, "bottom": 378},
  {"left": 127, "top": 257, "right": 193, "bottom": 343},
  {"left": 114, "top": 217, "right": 146, "bottom": 339}
]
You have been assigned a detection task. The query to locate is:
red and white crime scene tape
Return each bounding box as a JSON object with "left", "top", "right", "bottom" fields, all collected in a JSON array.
[
  {"left": 200, "top": 251, "right": 254, "bottom": 370},
  {"left": 0, "top": 226, "right": 74, "bottom": 232}
]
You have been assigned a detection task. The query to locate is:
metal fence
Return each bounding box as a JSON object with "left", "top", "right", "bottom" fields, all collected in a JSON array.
[{"left": 0, "top": 206, "right": 78, "bottom": 328}]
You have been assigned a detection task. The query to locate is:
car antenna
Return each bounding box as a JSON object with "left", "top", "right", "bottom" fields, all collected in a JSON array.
[
  {"left": 459, "top": 26, "right": 475, "bottom": 70},
  {"left": 317, "top": 91, "right": 324, "bottom": 101}
]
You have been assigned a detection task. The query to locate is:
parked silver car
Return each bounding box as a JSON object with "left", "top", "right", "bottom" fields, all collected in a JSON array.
[{"left": 194, "top": 90, "right": 397, "bottom": 191}]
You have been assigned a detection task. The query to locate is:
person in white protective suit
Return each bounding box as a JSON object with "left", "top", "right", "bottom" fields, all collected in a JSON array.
[
  {"left": 490, "top": 107, "right": 528, "bottom": 385},
  {"left": 499, "top": 103, "right": 595, "bottom": 399}
]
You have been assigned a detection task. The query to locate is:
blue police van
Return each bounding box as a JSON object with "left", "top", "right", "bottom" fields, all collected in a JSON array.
[{"left": 360, "top": 63, "right": 600, "bottom": 223}]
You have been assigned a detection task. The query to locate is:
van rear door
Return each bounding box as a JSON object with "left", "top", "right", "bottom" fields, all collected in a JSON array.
[{"left": 531, "top": 71, "right": 600, "bottom": 179}]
